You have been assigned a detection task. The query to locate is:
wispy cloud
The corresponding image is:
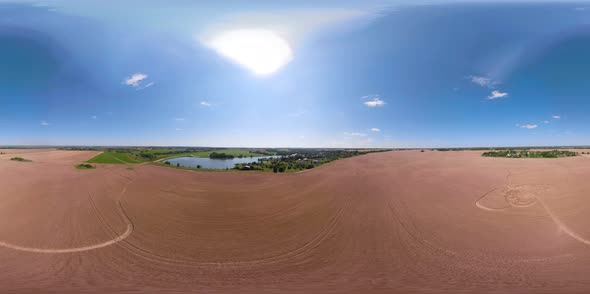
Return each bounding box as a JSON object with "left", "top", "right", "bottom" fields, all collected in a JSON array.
[
  {"left": 200, "top": 101, "right": 211, "bottom": 107},
  {"left": 40, "top": 121, "right": 49, "bottom": 126},
  {"left": 520, "top": 124, "right": 538, "bottom": 129},
  {"left": 575, "top": 7, "right": 588, "bottom": 11},
  {"left": 287, "top": 110, "right": 306, "bottom": 117},
  {"left": 488, "top": 90, "right": 508, "bottom": 100},
  {"left": 543, "top": 120, "right": 549, "bottom": 124},
  {"left": 468, "top": 75, "right": 498, "bottom": 88},
  {"left": 370, "top": 128, "right": 380, "bottom": 132},
  {"left": 123, "top": 73, "right": 153, "bottom": 90},
  {"left": 175, "top": 128, "right": 184, "bottom": 131},
  {"left": 139, "top": 82, "right": 155, "bottom": 90},
  {"left": 174, "top": 118, "right": 185, "bottom": 121},
  {"left": 91, "top": 115, "right": 97, "bottom": 120},
  {"left": 552, "top": 115, "right": 561, "bottom": 119},
  {"left": 344, "top": 132, "right": 367, "bottom": 137},
  {"left": 362, "top": 94, "right": 385, "bottom": 107}
]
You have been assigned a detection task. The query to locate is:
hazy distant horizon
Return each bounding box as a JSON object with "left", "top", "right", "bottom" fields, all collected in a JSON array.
[{"left": 2, "top": 144, "right": 590, "bottom": 150}]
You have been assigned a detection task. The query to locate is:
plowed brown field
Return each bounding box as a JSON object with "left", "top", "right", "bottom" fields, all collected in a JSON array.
[{"left": 1, "top": 149, "right": 590, "bottom": 293}]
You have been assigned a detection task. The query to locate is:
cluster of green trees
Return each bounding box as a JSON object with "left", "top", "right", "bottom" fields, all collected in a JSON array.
[
  {"left": 163, "top": 161, "right": 182, "bottom": 167},
  {"left": 234, "top": 149, "right": 388, "bottom": 172},
  {"left": 209, "top": 152, "right": 234, "bottom": 159},
  {"left": 482, "top": 150, "right": 578, "bottom": 158}
]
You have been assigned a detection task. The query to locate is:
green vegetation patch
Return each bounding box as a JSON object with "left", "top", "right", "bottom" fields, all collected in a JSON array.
[
  {"left": 234, "top": 149, "right": 390, "bottom": 173},
  {"left": 482, "top": 150, "right": 578, "bottom": 158},
  {"left": 76, "top": 163, "right": 96, "bottom": 169},
  {"left": 10, "top": 157, "right": 32, "bottom": 162},
  {"left": 209, "top": 152, "right": 235, "bottom": 159},
  {"left": 87, "top": 151, "right": 140, "bottom": 164},
  {"left": 137, "top": 148, "right": 271, "bottom": 161}
]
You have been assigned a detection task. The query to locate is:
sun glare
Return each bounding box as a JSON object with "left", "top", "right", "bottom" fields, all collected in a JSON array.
[{"left": 208, "top": 29, "right": 293, "bottom": 75}]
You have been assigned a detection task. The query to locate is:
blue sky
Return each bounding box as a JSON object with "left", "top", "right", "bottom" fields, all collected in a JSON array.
[{"left": 1, "top": 1, "right": 590, "bottom": 148}]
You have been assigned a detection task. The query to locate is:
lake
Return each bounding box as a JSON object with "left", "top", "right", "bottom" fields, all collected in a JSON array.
[{"left": 165, "top": 156, "right": 279, "bottom": 170}]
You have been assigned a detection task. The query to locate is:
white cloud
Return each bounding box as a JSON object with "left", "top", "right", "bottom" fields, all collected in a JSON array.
[
  {"left": 91, "top": 115, "right": 97, "bottom": 120},
  {"left": 487, "top": 90, "right": 508, "bottom": 100},
  {"left": 520, "top": 124, "right": 538, "bottom": 129},
  {"left": 175, "top": 128, "right": 184, "bottom": 131},
  {"left": 552, "top": 115, "right": 561, "bottom": 119},
  {"left": 362, "top": 95, "right": 385, "bottom": 107},
  {"left": 174, "top": 118, "right": 185, "bottom": 121},
  {"left": 344, "top": 132, "right": 367, "bottom": 137},
  {"left": 123, "top": 73, "right": 153, "bottom": 90},
  {"left": 543, "top": 120, "right": 549, "bottom": 124},
  {"left": 124, "top": 73, "right": 147, "bottom": 86},
  {"left": 468, "top": 75, "right": 498, "bottom": 88},
  {"left": 40, "top": 121, "right": 49, "bottom": 126},
  {"left": 575, "top": 7, "right": 588, "bottom": 11},
  {"left": 371, "top": 128, "right": 380, "bottom": 132},
  {"left": 200, "top": 101, "right": 211, "bottom": 107}
]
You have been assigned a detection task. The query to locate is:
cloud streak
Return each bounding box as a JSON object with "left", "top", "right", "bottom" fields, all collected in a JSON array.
[
  {"left": 468, "top": 75, "right": 498, "bottom": 88},
  {"left": 344, "top": 132, "right": 367, "bottom": 137},
  {"left": 362, "top": 94, "right": 385, "bottom": 107},
  {"left": 488, "top": 90, "right": 508, "bottom": 100},
  {"left": 123, "top": 73, "right": 153, "bottom": 90},
  {"left": 520, "top": 124, "right": 538, "bottom": 129}
]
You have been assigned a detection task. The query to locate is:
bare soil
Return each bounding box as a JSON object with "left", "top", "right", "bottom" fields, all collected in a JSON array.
[{"left": 1, "top": 149, "right": 590, "bottom": 293}]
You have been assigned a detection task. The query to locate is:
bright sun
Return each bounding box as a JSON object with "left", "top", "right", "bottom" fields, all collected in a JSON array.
[{"left": 207, "top": 29, "right": 293, "bottom": 75}]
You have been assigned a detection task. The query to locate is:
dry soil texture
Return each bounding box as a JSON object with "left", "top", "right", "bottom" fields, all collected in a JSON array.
[{"left": 1, "top": 149, "right": 590, "bottom": 293}]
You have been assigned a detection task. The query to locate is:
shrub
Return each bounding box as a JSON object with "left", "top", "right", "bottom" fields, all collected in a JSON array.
[
  {"left": 76, "top": 163, "right": 95, "bottom": 169},
  {"left": 10, "top": 157, "right": 30, "bottom": 162}
]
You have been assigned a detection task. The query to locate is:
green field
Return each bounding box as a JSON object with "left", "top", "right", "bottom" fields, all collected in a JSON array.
[
  {"left": 146, "top": 149, "right": 269, "bottom": 161},
  {"left": 87, "top": 152, "right": 140, "bottom": 164},
  {"left": 85, "top": 149, "right": 269, "bottom": 164}
]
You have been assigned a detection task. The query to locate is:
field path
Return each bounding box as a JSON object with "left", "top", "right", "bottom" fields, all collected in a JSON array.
[{"left": 0, "top": 177, "right": 134, "bottom": 253}]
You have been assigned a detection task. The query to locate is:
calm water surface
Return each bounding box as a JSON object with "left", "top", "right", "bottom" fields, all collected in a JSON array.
[{"left": 166, "top": 156, "right": 279, "bottom": 169}]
